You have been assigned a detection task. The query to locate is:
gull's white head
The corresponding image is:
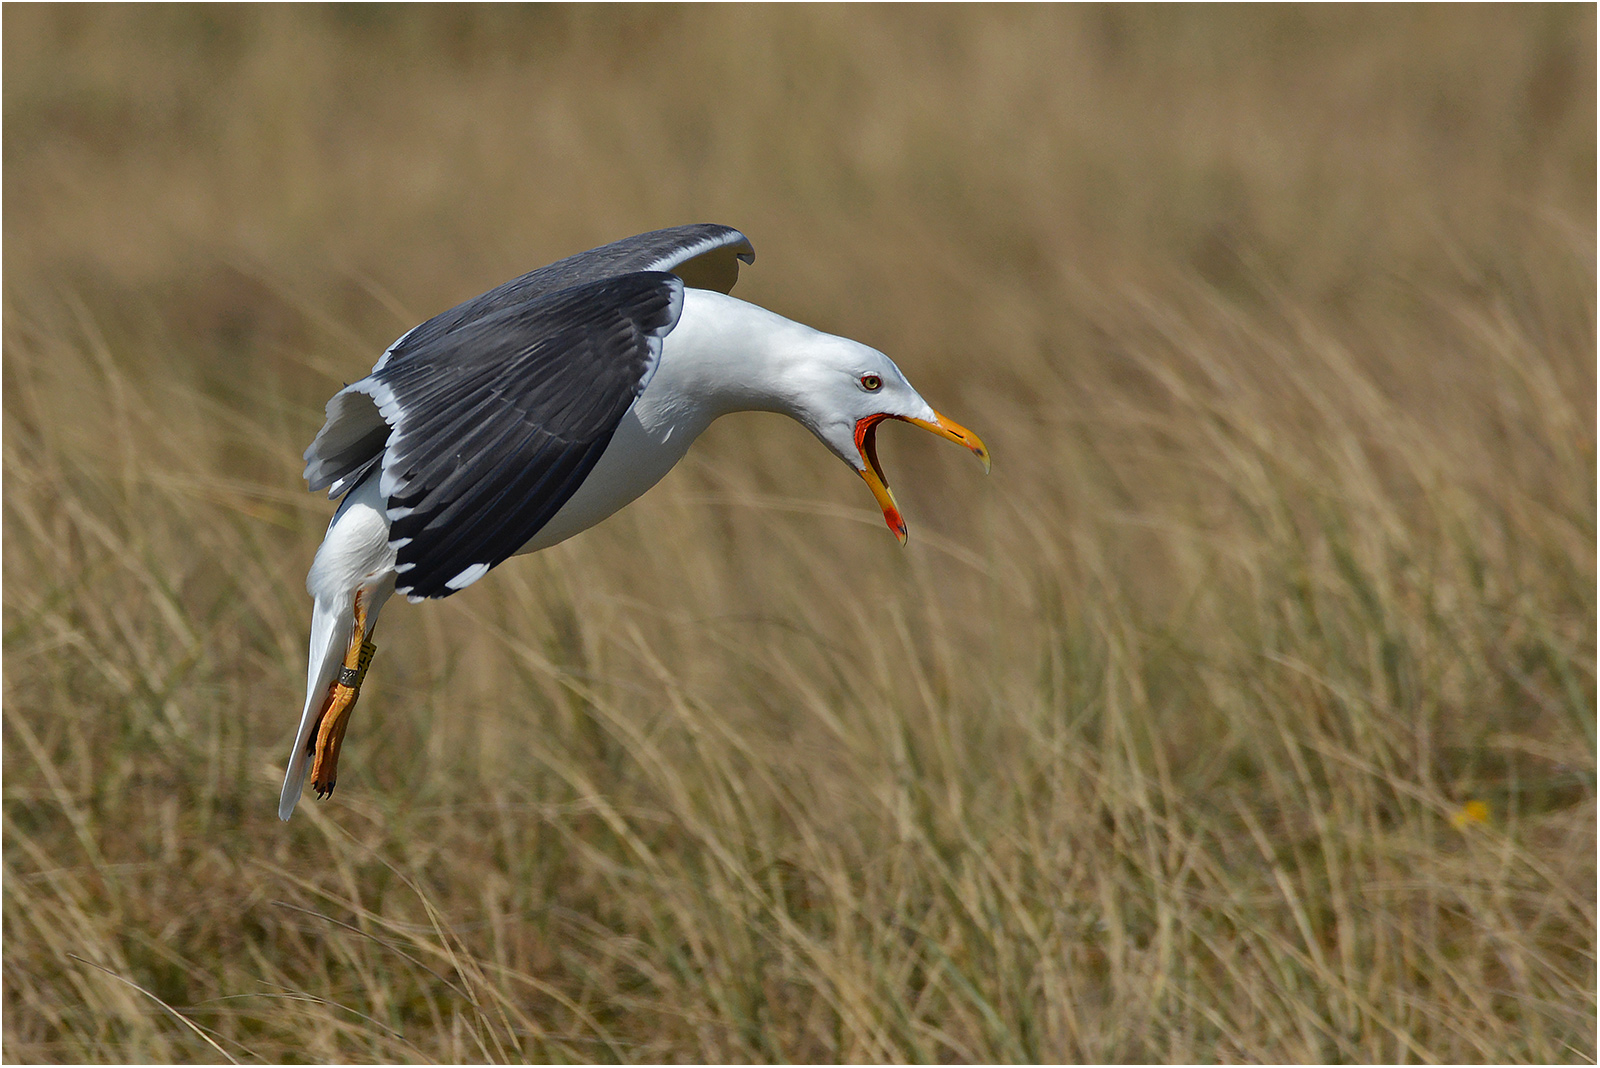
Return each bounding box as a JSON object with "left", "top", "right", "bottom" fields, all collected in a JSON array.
[
  {"left": 667, "top": 288, "right": 991, "bottom": 543},
  {"left": 777, "top": 334, "right": 991, "bottom": 544}
]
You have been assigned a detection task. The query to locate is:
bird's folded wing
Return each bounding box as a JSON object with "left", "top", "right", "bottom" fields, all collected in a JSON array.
[{"left": 317, "top": 271, "right": 686, "bottom": 600}]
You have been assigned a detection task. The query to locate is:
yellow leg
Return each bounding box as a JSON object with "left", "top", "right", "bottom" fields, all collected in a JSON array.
[{"left": 308, "top": 589, "right": 378, "bottom": 799}]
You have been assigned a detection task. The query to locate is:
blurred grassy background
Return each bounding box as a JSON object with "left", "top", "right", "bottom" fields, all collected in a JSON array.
[{"left": 4, "top": 5, "right": 1594, "bottom": 1062}]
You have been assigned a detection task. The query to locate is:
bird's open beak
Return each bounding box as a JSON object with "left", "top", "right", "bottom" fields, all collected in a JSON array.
[{"left": 854, "top": 410, "right": 991, "bottom": 544}]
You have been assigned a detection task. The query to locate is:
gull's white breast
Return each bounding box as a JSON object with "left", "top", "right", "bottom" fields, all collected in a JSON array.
[{"left": 512, "top": 395, "right": 703, "bottom": 554}]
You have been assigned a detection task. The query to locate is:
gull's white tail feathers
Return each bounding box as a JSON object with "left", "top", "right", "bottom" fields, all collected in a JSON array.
[
  {"left": 278, "top": 591, "right": 353, "bottom": 820},
  {"left": 279, "top": 472, "right": 398, "bottom": 821}
]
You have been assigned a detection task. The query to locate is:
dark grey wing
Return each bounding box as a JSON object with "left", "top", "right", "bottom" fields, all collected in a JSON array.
[
  {"left": 302, "top": 225, "right": 752, "bottom": 500},
  {"left": 374, "top": 224, "right": 752, "bottom": 376},
  {"left": 307, "top": 271, "right": 685, "bottom": 601}
]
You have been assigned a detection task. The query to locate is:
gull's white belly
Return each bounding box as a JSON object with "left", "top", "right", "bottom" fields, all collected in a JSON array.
[{"left": 513, "top": 393, "right": 705, "bottom": 555}]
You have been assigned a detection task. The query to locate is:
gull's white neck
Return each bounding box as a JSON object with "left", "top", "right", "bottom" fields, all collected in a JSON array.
[
  {"left": 516, "top": 288, "right": 821, "bottom": 553},
  {"left": 641, "top": 287, "right": 826, "bottom": 427}
]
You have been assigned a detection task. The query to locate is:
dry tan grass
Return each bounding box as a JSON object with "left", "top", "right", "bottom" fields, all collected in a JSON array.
[{"left": 4, "top": 6, "right": 1594, "bottom": 1062}]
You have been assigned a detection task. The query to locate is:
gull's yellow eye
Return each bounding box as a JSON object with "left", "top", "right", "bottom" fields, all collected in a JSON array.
[{"left": 860, "top": 374, "right": 883, "bottom": 392}]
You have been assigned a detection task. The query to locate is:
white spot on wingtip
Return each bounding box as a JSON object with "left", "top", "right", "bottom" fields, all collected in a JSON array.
[{"left": 445, "top": 562, "right": 490, "bottom": 590}]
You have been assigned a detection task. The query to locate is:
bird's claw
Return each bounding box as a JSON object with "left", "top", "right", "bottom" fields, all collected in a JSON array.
[{"left": 308, "top": 600, "right": 378, "bottom": 801}]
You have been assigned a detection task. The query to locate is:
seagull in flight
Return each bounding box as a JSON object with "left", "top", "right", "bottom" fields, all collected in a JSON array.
[{"left": 280, "top": 224, "right": 990, "bottom": 820}]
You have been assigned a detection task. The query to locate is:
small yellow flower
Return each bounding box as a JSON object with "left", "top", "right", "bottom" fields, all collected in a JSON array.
[{"left": 1450, "top": 799, "right": 1490, "bottom": 829}]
